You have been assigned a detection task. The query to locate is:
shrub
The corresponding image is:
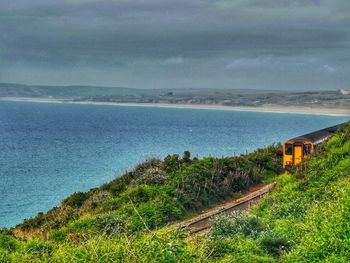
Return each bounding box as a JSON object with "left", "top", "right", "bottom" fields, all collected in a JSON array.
[
  {"left": 131, "top": 167, "right": 168, "bottom": 186},
  {"left": 0, "top": 233, "right": 18, "bottom": 252},
  {"left": 182, "top": 151, "right": 191, "bottom": 163},
  {"left": 48, "top": 229, "right": 67, "bottom": 242},
  {"left": 81, "top": 190, "right": 112, "bottom": 211},
  {"left": 128, "top": 194, "right": 184, "bottom": 231},
  {"left": 109, "top": 182, "right": 127, "bottom": 196},
  {"left": 210, "top": 211, "right": 264, "bottom": 239},
  {"left": 131, "top": 158, "right": 162, "bottom": 178},
  {"left": 163, "top": 154, "right": 181, "bottom": 173},
  {"left": 24, "top": 238, "right": 53, "bottom": 256},
  {"left": 62, "top": 191, "right": 90, "bottom": 208},
  {"left": 93, "top": 214, "right": 127, "bottom": 235},
  {"left": 206, "top": 236, "right": 273, "bottom": 261},
  {"left": 69, "top": 216, "right": 95, "bottom": 232},
  {"left": 123, "top": 185, "right": 160, "bottom": 204},
  {"left": 258, "top": 231, "right": 291, "bottom": 256}
]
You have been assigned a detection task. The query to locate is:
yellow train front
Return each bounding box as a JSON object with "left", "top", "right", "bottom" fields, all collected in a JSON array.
[{"left": 283, "top": 122, "right": 348, "bottom": 169}]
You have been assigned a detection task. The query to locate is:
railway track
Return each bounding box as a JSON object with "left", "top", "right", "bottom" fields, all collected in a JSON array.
[{"left": 180, "top": 183, "right": 275, "bottom": 234}]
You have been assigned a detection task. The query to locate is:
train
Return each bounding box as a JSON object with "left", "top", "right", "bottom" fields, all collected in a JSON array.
[{"left": 283, "top": 121, "right": 349, "bottom": 169}]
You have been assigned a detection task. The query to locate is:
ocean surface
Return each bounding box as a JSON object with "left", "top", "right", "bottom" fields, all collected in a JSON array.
[{"left": 0, "top": 101, "right": 348, "bottom": 227}]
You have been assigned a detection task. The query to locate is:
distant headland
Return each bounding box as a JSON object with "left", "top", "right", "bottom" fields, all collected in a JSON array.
[{"left": 1, "top": 83, "right": 349, "bottom": 116}]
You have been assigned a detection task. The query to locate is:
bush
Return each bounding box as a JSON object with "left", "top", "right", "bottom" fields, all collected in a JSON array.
[
  {"left": 182, "top": 151, "right": 191, "bottom": 163},
  {"left": 48, "top": 229, "right": 67, "bottom": 242},
  {"left": 81, "top": 190, "right": 112, "bottom": 211},
  {"left": 122, "top": 185, "right": 160, "bottom": 204},
  {"left": 24, "top": 238, "right": 53, "bottom": 256},
  {"left": 163, "top": 154, "right": 181, "bottom": 173},
  {"left": 131, "top": 167, "right": 168, "bottom": 186},
  {"left": 128, "top": 194, "right": 184, "bottom": 231},
  {"left": 210, "top": 211, "right": 264, "bottom": 239},
  {"left": 0, "top": 233, "right": 18, "bottom": 252},
  {"left": 109, "top": 182, "right": 127, "bottom": 196},
  {"left": 93, "top": 214, "right": 127, "bottom": 235},
  {"left": 258, "top": 231, "right": 291, "bottom": 256},
  {"left": 62, "top": 191, "right": 90, "bottom": 208},
  {"left": 206, "top": 236, "right": 273, "bottom": 261},
  {"left": 131, "top": 158, "right": 162, "bottom": 178}
]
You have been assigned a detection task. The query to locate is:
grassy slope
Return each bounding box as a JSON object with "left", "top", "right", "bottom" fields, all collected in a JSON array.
[
  {"left": 15, "top": 146, "right": 281, "bottom": 235},
  {"left": 0, "top": 145, "right": 281, "bottom": 262},
  {"left": 195, "top": 123, "right": 350, "bottom": 262},
  {"left": 1, "top": 123, "right": 349, "bottom": 262}
]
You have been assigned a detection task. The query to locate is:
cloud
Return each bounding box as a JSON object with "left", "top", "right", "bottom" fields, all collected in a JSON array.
[
  {"left": 0, "top": 0, "right": 349, "bottom": 90},
  {"left": 226, "top": 56, "right": 273, "bottom": 69},
  {"left": 130, "top": 56, "right": 188, "bottom": 66},
  {"left": 323, "top": 64, "right": 338, "bottom": 74}
]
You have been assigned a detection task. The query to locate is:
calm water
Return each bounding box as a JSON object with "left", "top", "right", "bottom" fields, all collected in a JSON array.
[{"left": 0, "top": 101, "right": 348, "bottom": 227}]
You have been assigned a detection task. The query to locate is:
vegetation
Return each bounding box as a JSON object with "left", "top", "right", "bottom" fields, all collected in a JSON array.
[
  {"left": 0, "top": 123, "right": 349, "bottom": 262},
  {"left": 206, "top": 122, "right": 350, "bottom": 261},
  {"left": 15, "top": 143, "right": 282, "bottom": 236}
]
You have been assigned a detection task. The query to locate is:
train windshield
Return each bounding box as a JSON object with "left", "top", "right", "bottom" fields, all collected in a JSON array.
[
  {"left": 304, "top": 144, "right": 312, "bottom": 155},
  {"left": 285, "top": 144, "right": 293, "bottom": 155}
]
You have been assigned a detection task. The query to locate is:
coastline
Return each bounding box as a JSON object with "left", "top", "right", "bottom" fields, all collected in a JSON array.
[{"left": 1, "top": 96, "right": 349, "bottom": 116}]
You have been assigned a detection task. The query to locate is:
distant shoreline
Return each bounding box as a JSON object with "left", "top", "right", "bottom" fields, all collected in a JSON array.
[{"left": 1, "top": 97, "right": 349, "bottom": 116}]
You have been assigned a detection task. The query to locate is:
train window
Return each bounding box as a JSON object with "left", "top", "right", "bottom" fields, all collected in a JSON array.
[
  {"left": 304, "top": 144, "right": 311, "bottom": 155},
  {"left": 285, "top": 144, "right": 293, "bottom": 155}
]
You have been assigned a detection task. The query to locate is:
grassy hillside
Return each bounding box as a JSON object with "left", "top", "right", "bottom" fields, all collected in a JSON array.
[
  {"left": 0, "top": 123, "right": 349, "bottom": 262},
  {"left": 0, "top": 145, "right": 281, "bottom": 261},
  {"left": 15, "top": 146, "right": 281, "bottom": 235},
  {"left": 200, "top": 122, "right": 350, "bottom": 262}
]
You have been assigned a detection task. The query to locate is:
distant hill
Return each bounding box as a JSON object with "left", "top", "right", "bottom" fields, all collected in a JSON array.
[
  {"left": 0, "top": 82, "right": 349, "bottom": 109},
  {"left": 0, "top": 83, "right": 278, "bottom": 99},
  {"left": 0, "top": 83, "right": 151, "bottom": 99}
]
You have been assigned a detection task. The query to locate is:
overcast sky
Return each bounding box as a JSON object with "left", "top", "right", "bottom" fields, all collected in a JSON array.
[{"left": 0, "top": 0, "right": 349, "bottom": 90}]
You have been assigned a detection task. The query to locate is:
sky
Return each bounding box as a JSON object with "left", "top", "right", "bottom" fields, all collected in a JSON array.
[{"left": 0, "top": 0, "right": 349, "bottom": 91}]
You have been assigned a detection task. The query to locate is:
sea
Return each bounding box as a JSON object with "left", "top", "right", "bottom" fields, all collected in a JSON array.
[{"left": 0, "top": 101, "right": 348, "bottom": 227}]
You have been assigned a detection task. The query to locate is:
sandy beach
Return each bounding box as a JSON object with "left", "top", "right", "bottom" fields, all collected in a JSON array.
[{"left": 1, "top": 96, "right": 349, "bottom": 116}]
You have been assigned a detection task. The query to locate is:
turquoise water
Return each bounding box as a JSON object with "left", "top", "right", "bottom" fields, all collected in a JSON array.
[{"left": 0, "top": 101, "right": 348, "bottom": 227}]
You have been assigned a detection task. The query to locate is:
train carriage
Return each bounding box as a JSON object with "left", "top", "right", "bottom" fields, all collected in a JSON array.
[{"left": 283, "top": 121, "right": 349, "bottom": 168}]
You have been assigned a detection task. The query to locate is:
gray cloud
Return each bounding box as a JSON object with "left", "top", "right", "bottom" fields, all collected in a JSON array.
[{"left": 0, "top": 0, "right": 349, "bottom": 90}]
